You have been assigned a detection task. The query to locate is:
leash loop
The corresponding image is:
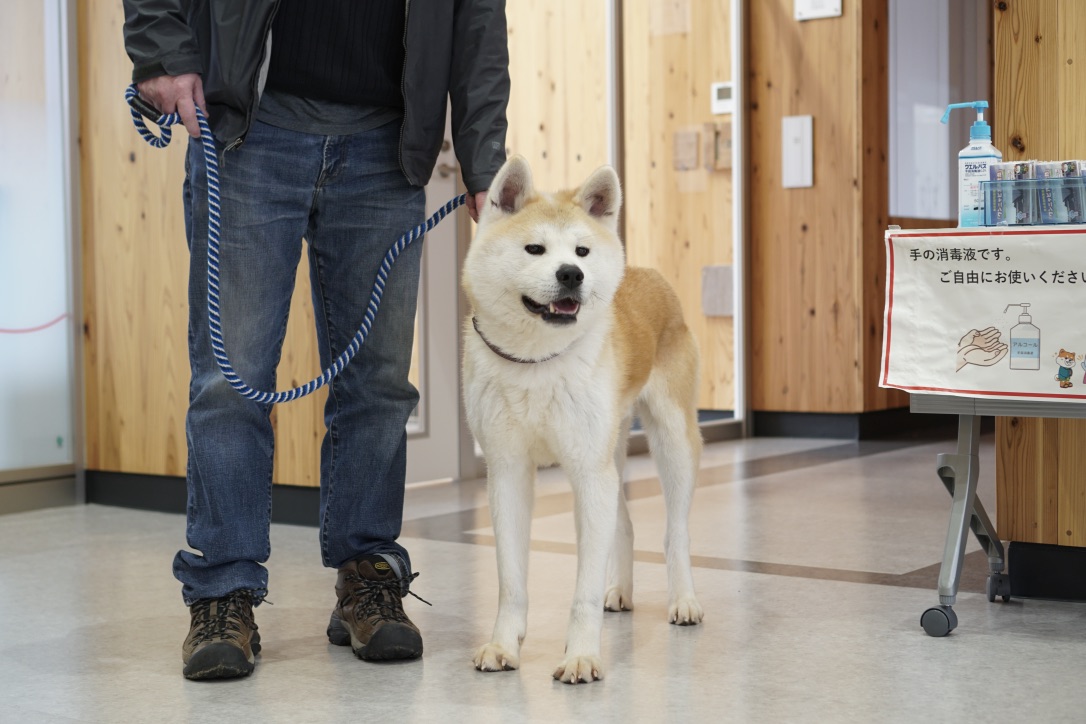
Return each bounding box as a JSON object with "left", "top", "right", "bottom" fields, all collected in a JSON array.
[{"left": 126, "top": 84, "right": 465, "bottom": 403}]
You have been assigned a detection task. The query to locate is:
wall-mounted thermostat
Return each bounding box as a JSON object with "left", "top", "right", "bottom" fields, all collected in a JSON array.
[
  {"left": 794, "top": 0, "right": 842, "bottom": 21},
  {"left": 710, "top": 82, "right": 734, "bottom": 115}
]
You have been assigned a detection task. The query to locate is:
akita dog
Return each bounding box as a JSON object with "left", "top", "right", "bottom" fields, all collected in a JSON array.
[{"left": 462, "top": 156, "right": 704, "bottom": 684}]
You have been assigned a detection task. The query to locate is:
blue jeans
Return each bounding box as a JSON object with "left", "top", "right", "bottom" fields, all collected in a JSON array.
[{"left": 175, "top": 119, "right": 425, "bottom": 605}]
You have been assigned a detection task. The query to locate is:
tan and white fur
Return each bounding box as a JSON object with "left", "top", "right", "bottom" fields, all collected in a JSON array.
[{"left": 462, "top": 156, "right": 703, "bottom": 684}]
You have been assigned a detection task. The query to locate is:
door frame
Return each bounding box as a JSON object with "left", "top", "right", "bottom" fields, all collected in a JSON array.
[{"left": 404, "top": 127, "right": 464, "bottom": 485}]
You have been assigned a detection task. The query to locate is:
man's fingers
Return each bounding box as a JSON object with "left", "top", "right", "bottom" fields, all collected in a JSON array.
[
  {"left": 193, "top": 76, "right": 208, "bottom": 115},
  {"left": 134, "top": 75, "right": 204, "bottom": 137},
  {"left": 176, "top": 96, "right": 201, "bottom": 138},
  {"left": 468, "top": 191, "right": 487, "bottom": 223}
]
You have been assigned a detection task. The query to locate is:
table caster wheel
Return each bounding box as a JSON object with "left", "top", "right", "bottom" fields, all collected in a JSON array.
[
  {"left": 986, "top": 573, "right": 1011, "bottom": 603},
  {"left": 921, "top": 605, "right": 957, "bottom": 637}
]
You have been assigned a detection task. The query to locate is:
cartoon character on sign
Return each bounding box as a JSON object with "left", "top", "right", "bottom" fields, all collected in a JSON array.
[
  {"left": 955, "top": 327, "right": 1008, "bottom": 372},
  {"left": 1054, "top": 349, "right": 1077, "bottom": 388}
]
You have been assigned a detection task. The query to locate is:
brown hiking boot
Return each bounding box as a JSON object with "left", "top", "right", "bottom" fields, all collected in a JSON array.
[
  {"left": 182, "top": 590, "right": 261, "bottom": 680},
  {"left": 327, "top": 555, "right": 425, "bottom": 661}
]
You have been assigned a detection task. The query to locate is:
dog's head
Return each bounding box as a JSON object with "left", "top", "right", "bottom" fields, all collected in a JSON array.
[{"left": 463, "top": 156, "right": 626, "bottom": 358}]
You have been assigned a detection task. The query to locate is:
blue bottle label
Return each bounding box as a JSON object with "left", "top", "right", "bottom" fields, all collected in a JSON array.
[{"left": 1011, "top": 339, "right": 1039, "bottom": 358}]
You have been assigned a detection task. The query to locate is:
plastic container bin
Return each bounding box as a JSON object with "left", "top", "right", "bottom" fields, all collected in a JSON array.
[{"left": 982, "top": 177, "right": 1086, "bottom": 226}]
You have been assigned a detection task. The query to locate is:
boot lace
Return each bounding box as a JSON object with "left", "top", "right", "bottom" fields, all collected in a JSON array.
[
  {"left": 189, "top": 590, "right": 258, "bottom": 646},
  {"left": 339, "top": 572, "right": 431, "bottom": 625}
]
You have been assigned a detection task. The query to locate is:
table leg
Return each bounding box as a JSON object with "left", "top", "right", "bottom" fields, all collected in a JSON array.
[{"left": 921, "top": 414, "right": 1008, "bottom": 636}]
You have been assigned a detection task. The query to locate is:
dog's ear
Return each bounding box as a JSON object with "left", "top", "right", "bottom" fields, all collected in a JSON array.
[
  {"left": 576, "top": 166, "right": 622, "bottom": 232},
  {"left": 482, "top": 155, "right": 534, "bottom": 223}
]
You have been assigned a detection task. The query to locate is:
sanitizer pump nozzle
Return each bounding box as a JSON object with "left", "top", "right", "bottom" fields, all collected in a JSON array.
[
  {"left": 1004, "top": 303, "right": 1040, "bottom": 370},
  {"left": 941, "top": 101, "right": 992, "bottom": 142},
  {"left": 942, "top": 101, "right": 1002, "bottom": 228}
]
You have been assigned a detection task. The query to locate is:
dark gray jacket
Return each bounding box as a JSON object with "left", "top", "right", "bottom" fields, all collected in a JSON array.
[{"left": 122, "top": 0, "right": 509, "bottom": 194}]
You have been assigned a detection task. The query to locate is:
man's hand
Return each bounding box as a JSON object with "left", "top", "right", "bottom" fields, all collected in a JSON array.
[
  {"left": 465, "top": 191, "right": 488, "bottom": 223},
  {"left": 136, "top": 73, "right": 206, "bottom": 138}
]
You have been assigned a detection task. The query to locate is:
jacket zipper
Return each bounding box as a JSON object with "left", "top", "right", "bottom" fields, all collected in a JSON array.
[
  {"left": 227, "top": 0, "right": 282, "bottom": 151},
  {"left": 396, "top": 0, "right": 411, "bottom": 181}
]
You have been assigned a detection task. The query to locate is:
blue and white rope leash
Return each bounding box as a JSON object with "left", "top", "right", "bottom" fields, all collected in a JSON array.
[{"left": 125, "top": 85, "right": 465, "bottom": 403}]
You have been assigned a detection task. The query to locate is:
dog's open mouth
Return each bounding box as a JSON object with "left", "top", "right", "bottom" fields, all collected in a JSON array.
[{"left": 523, "top": 295, "right": 580, "bottom": 324}]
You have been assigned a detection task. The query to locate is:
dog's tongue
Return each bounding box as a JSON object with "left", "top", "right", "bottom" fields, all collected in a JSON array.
[{"left": 552, "top": 299, "right": 580, "bottom": 314}]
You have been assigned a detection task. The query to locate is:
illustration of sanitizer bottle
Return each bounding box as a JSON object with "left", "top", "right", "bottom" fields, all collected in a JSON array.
[{"left": 1005, "top": 303, "right": 1040, "bottom": 370}]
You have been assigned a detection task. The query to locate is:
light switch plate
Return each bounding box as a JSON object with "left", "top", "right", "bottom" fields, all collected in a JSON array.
[
  {"left": 782, "top": 115, "right": 813, "bottom": 188},
  {"left": 710, "top": 82, "right": 734, "bottom": 115},
  {"left": 794, "top": 0, "right": 842, "bottom": 21}
]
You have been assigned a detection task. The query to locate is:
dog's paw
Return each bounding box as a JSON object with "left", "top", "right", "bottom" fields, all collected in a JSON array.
[
  {"left": 552, "top": 655, "right": 603, "bottom": 684},
  {"left": 473, "top": 643, "right": 519, "bottom": 672},
  {"left": 603, "top": 585, "right": 633, "bottom": 612},
  {"left": 668, "top": 596, "right": 704, "bottom": 626}
]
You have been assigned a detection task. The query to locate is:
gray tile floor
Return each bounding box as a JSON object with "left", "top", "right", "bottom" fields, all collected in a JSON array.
[{"left": 3, "top": 434, "right": 1086, "bottom": 723}]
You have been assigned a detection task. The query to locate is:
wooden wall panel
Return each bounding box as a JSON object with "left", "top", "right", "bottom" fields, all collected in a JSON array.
[
  {"left": 1054, "top": 0, "right": 1086, "bottom": 544},
  {"left": 859, "top": 0, "right": 904, "bottom": 411},
  {"left": 994, "top": 0, "right": 1086, "bottom": 544},
  {"left": 80, "top": 2, "right": 189, "bottom": 476},
  {"left": 1056, "top": 0, "right": 1086, "bottom": 160},
  {"left": 747, "top": 0, "right": 904, "bottom": 414},
  {"left": 994, "top": 0, "right": 1060, "bottom": 163},
  {"left": 622, "top": 0, "right": 735, "bottom": 410},
  {"left": 80, "top": 2, "right": 325, "bottom": 485},
  {"left": 750, "top": 0, "right": 860, "bottom": 412},
  {"left": 1056, "top": 419, "right": 1086, "bottom": 546},
  {"left": 504, "top": 1, "right": 610, "bottom": 192},
  {"left": 995, "top": 417, "right": 1058, "bottom": 543}
]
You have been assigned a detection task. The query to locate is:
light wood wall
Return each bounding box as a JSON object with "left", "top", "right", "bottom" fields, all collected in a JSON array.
[
  {"left": 508, "top": 0, "right": 740, "bottom": 412},
  {"left": 80, "top": 2, "right": 326, "bottom": 485},
  {"left": 993, "top": 0, "right": 1086, "bottom": 545},
  {"left": 622, "top": 0, "right": 735, "bottom": 411},
  {"left": 504, "top": 2, "right": 610, "bottom": 193},
  {"left": 748, "top": 0, "right": 906, "bottom": 414}
]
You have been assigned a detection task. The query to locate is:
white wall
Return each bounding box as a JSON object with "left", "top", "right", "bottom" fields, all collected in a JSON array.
[{"left": 0, "top": 1, "right": 75, "bottom": 471}]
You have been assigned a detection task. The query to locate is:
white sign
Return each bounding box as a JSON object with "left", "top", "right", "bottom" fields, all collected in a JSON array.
[{"left": 881, "top": 226, "right": 1086, "bottom": 402}]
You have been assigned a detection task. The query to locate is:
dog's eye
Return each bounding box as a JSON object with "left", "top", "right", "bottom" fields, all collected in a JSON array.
[
  {"left": 575, "top": 246, "right": 590, "bottom": 257},
  {"left": 524, "top": 244, "right": 545, "bottom": 255}
]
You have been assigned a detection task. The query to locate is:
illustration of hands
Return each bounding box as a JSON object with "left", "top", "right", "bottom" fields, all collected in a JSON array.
[{"left": 955, "top": 327, "right": 1009, "bottom": 372}]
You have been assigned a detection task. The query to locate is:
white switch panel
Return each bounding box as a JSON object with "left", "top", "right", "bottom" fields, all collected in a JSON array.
[
  {"left": 710, "top": 82, "right": 734, "bottom": 115},
  {"left": 782, "top": 115, "right": 813, "bottom": 189},
  {"left": 794, "top": 0, "right": 842, "bottom": 21}
]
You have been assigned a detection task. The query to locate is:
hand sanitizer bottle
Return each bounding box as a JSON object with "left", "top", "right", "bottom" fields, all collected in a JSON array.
[
  {"left": 941, "top": 101, "right": 1003, "bottom": 227},
  {"left": 1005, "top": 303, "right": 1040, "bottom": 370}
]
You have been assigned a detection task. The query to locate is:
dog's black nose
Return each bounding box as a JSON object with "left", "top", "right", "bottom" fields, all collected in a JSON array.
[{"left": 556, "top": 264, "right": 584, "bottom": 291}]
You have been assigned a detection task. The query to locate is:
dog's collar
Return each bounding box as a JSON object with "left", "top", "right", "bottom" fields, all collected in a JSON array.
[{"left": 472, "top": 317, "right": 562, "bottom": 364}]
